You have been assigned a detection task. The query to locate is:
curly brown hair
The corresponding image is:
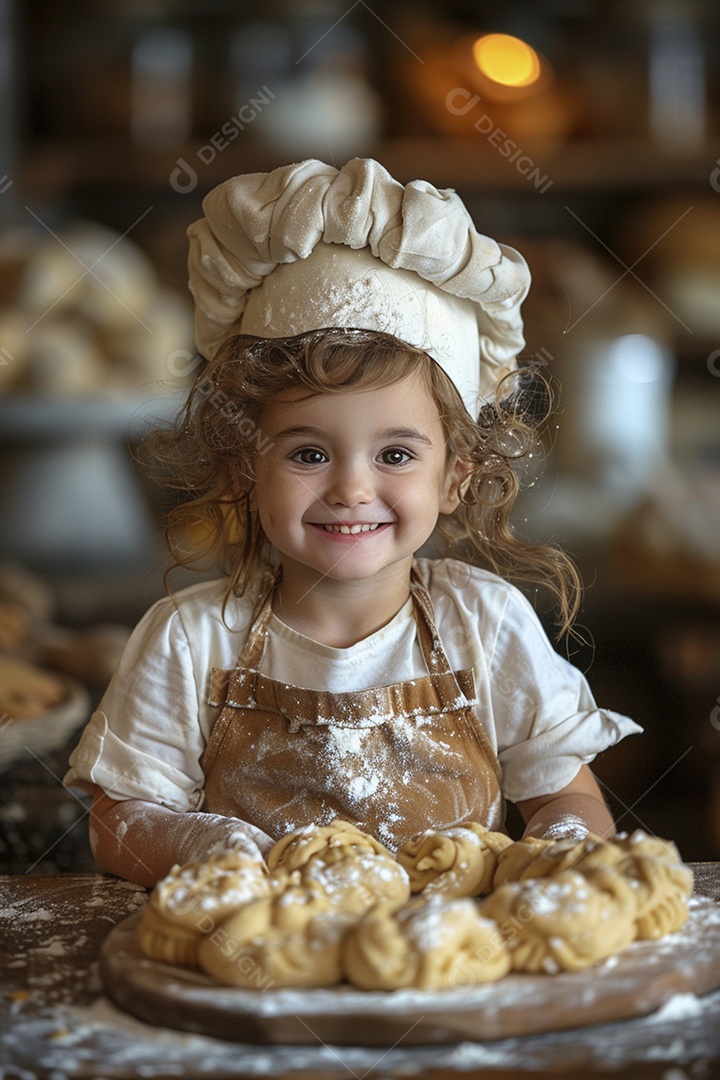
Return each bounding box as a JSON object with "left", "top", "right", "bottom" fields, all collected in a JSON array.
[{"left": 145, "top": 328, "right": 580, "bottom": 636}]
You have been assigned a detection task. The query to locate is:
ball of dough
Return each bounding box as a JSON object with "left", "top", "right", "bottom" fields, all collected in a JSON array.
[
  {"left": 479, "top": 870, "right": 638, "bottom": 973},
  {"left": 150, "top": 850, "right": 271, "bottom": 931},
  {"left": 343, "top": 896, "right": 510, "bottom": 990},
  {"left": 197, "top": 879, "right": 347, "bottom": 989},
  {"left": 397, "top": 823, "right": 512, "bottom": 897},
  {"left": 266, "top": 818, "right": 392, "bottom": 871},
  {"left": 298, "top": 846, "right": 411, "bottom": 916}
]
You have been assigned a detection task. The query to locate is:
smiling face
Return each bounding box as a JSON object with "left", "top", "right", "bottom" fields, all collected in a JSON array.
[{"left": 252, "top": 370, "right": 468, "bottom": 593}]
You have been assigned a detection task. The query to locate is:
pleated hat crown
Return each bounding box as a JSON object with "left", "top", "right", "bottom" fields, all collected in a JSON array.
[{"left": 187, "top": 158, "right": 531, "bottom": 417}]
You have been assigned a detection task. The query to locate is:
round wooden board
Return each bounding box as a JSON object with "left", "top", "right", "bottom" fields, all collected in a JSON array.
[{"left": 100, "top": 895, "right": 720, "bottom": 1046}]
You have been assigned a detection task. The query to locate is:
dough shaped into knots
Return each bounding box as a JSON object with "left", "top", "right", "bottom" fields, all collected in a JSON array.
[
  {"left": 493, "top": 833, "right": 627, "bottom": 890},
  {"left": 613, "top": 831, "right": 694, "bottom": 940},
  {"left": 492, "top": 836, "right": 554, "bottom": 887},
  {"left": 506, "top": 834, "right": 625, "bottom": 883},
  {"left": 197, "top": 879, "right": 348, "bottom": 989},
  {"left": 480, "top": 870, "right": 638, "bottom": 973},
  {"left": 615, "top": 829, "right": 683, "bottom": 862},
  {"left": 296, "top": 846, "right": 411, "bottom": 917},
  {"left": 150, "top": 850, "right": 271, "bottom": 928},
  {"left": 266, "top": 818, "right": 391, "bottom": 872},
  {"left": 343, "top": 896, "right": 511, "bottom": 990},
  {"left": 397, "top": 823, "right": 512, "bottom": 898},
  {"left": 137, "top": 903, "right": 204, "bottom": 970},
  {"left": 138, "top": 851, "right": 271, "bottom": 969}
]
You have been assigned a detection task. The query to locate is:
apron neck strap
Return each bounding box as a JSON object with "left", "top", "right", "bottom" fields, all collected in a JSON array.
[
  {"left": 235, "top": 564, "right": 454, "bottom": 675},
  {"left": 409, "top": 567, "right": 453, "bottom": 676}
]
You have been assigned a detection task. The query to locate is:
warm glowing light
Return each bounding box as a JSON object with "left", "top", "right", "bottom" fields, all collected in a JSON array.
[{"left": 472, "top": 33, "right": 541, "bottom": 88}]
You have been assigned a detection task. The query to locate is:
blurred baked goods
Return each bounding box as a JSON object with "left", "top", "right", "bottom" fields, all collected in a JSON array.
[
  {"left": 0, "top": 561, "right": 120, "bottom": 767},
  {"left": 0, "top": 220, "right": 193, "bottom": 399},
  {"left": 31, "top": 623, "right": 133, "bottom": 688},
  {"left": 0, "top": 561, "right": 131, "bottom": 688},
  {"left": 0, "top": 653, "right": 67, "bottom": 718},
  {"left": 0, "top": 601, "right": 31, "bottom": 653},
  {"left": 612, "top": 465, "right": 720, "bottom": 602}
]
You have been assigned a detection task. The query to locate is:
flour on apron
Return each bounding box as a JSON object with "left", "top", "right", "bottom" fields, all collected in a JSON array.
[{"left": 201, "top": 567, "right": 504, "bottom": 851}]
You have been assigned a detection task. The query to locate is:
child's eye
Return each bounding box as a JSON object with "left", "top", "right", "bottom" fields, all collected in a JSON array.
[
  {"left": 379, "top": 447, "right": 413, "bottom": 466},
  {"left": 290, "top": 447, "right": 327, "bottom": 465}
]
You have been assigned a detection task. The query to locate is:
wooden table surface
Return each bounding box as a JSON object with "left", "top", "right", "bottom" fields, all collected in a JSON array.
[{"left": 2, "top": 866, "right": 720, "bottom": 1079}]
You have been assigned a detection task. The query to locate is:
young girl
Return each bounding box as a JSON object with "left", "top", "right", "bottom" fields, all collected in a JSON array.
[{"left": 65, "top": 158, "right": 641, "bottom": 887}]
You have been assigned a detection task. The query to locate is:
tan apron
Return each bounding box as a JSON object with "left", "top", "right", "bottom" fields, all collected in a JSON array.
[{"left": 201, "top": 568, "right": 504, "bottom": 851}]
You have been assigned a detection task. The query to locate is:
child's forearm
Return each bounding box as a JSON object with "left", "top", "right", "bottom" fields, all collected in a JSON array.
[
  {"left": 89, "top": 791, "right": 273, "bottom": 887},
  {"left": 521, "top": 791, "right": 616, "bottom": 842}
]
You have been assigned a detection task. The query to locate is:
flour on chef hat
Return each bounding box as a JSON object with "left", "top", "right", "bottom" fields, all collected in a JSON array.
[{"left": 187, "top": 157, "right": 531, "bottom": 418}]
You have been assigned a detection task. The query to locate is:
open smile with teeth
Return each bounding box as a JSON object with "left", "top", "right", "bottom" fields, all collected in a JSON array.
[{"left": 318, "top": 523, "right": 385, "bottom": 534}]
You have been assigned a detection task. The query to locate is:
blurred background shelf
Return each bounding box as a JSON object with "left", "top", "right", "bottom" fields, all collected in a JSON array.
[{"left": 20, "top": 136, "right": 720, "bottom": 192}]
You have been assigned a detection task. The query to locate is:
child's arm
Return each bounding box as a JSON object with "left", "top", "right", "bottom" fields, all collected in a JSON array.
[
  {"left": 89, "top": 788, "right": 274, "bottom": 887},
  {"left": 515, "top": 765, "right": 615, "bottom": 841}
]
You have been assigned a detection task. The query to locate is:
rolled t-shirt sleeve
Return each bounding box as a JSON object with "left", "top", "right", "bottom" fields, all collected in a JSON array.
[
  {"left": 489, "top": 589, "right": 642, "bottom": 803},
  {"left": 63, "top": 598, "right": 208, "bottom": 811}
]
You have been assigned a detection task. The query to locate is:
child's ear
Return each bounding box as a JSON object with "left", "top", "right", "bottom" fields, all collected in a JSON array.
[{"left": 440, "top": 456, "right": 472, "bottom": 514}]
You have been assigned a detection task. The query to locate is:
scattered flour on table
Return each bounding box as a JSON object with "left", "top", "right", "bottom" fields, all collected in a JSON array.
[
  {"left": 4, "top": 881, "right": 720, "bottom": 1076},
  {"left": 4, "top": 988, "right": 719, "bottom": 1078}
]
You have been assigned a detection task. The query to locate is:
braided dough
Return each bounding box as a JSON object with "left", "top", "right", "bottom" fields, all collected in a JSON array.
[
  {"left": 150, "top": 850, "right": 270, "bottom": 928},
  {"left": 137, "top": 902, "right": 204, "bottom": 969},
  {"left": 266, "top": 818, "right": 392, "bottom": 872},
  {"left": 490, "top": 829, "right": 694, "bottom": 944},
  {"left": 397, "top": 822, "right": 512, "bottom": 897},
  {"left": 138, "top": 820, "right": 694, "bottom": 989},
  {"left": 137, "top": 851, "right": 270, "bottom": 968},
  {"left": 480, "top": 870, "right": 639, "bottom": 973},
  {"left": 492, "top": 834, "right": 555, "bottom": 887},
  {"left": 197, "top": 879, "right": 348, "bottom": 989},
  {"left": 295, "top": 846, "right": 411, "bottom": 917},
  {"left": 613, "top": 832, "right": 694, "bottom": 939},
  {"left": 343, "top": 896, "right": 510, "bottom": 990}
]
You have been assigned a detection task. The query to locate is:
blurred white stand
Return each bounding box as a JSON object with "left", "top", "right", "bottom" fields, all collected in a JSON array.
[
  {"left": 0, "top": 395, "right": 177, "bottom": 571},
  {"left": 553, "top": 333, "right": 675, "bottom": 496}
]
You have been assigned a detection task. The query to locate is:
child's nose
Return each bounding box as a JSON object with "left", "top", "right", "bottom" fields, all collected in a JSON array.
[{"left": 324, "top": 464, "right": 373, "bottom": 507}]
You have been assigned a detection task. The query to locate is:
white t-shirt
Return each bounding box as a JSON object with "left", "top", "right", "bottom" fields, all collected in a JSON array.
[{"left": 64, "top": 558, "right": 641, "bottom": 810}]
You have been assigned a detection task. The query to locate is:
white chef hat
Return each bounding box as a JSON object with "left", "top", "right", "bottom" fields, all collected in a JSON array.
[{"left": 187, "top": 158, "right": 531, "bottom": 418}]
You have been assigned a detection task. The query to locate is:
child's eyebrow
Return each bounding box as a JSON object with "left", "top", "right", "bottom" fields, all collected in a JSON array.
[
  {"left": 272, "top": 425, "right": 325, "bottom": 441},
  {"left": 381, "top": 427, "right": 434, "bottom": 446},
  {"left": 272, "top": 424, "right": 434, "bottom": 445}
]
